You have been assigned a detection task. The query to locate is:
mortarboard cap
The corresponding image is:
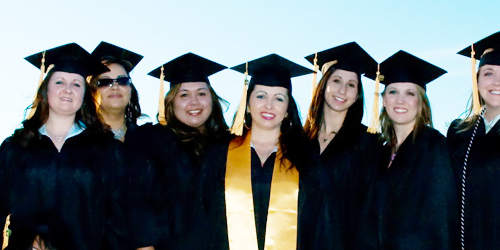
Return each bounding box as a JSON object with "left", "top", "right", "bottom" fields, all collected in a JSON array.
[
  {"left": 458, "top": 31, "right": 500, "bottom": 68},
  {"left": 148, "top": 53, "right": 227, "bottom": 87},
  {"left": 304, "top": 42, "right": 377, "bottom": 75},
  {"left": 24, "top": 43, "right": 109, "bottom": 77},
  {"left": 231, "top": 53, "right": 313, "bottom": 92},
  {"left": 365, "top": 50, "right": 446, "bottom": 91},
  {"left": 91, "top": 41, "right": 144, "bottom": 71}
]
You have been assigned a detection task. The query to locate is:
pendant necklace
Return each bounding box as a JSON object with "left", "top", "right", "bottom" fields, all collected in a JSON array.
[{"left": 112, "top": 123, "right": 127, "bottom": 140}]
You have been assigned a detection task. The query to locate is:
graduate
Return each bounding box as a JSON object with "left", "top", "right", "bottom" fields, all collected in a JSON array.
[
  {"left": 302, "top": 42, "right": 379, "bottom": 249},
  {"left": 357, "top": 51, "right": 458, "bottom": 249},
  {"left": 202, "top": 54, "right": 312, "bottom": 249},
  {"left": 90, "top": 41, "right": 144, "bottom": 142},
  {"left": 136, "top": 53, "right": 229, "bottom": 249},
  {"left": 0, "top": 43, "right": 127, "bottom": 249},
  {"left": 447, "top": 31, "right": 500, "bottom": 249}
]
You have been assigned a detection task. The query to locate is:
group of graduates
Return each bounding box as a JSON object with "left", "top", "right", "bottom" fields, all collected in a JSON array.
[{"left": 1, "top": 30, "right": 500, "bottom": 250}]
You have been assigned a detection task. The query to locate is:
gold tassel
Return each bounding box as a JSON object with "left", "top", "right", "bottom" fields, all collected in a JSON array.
[
  {"left": 2, "top": 214, "right": 11, "bottom": 250},
  {"left": 27, "top": 51, "right": 55, "bottom": 119},
  {"left": 158, "top": 66, "right": 167, "bottom": 125},
  {"left": 311, "top": 53, "right": 319, "bottom": 98},
  {"left": 230, "top": 62, "right": 249, "bottom": 136},
  {"left": 367, "top": 64, "right": 382, "bottom": 134},
  {"left": 471, "top": 44, "right": 481, "bottom": 115}
]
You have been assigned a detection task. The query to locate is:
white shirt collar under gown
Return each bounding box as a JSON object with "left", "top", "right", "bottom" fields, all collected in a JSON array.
[
  {"left": 39, "top": 121, "right": 86, "bottom": 142},
  {"left": 481, "top": 112, "right": 500, "bottom": 134}
]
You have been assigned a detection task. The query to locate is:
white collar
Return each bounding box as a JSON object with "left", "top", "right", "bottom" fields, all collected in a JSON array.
[
  {"left": 482, "top": 113, "right": 500, "bottom": 133},
  {"left": 39, "top": 121, "right": 86, "bottom": 141}
]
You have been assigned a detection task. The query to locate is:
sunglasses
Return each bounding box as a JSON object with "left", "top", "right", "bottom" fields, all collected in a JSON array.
[{"left": 97, "top": 77, "right": 131, "bottom": 88}]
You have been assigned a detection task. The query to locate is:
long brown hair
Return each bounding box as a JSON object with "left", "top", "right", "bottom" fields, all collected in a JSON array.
[
  {"left": 452, "top": 69, "right": 486, "bottom": 132},
  {"left": 13, "top": 70, "right": 109, "bottom": 146},
  {"left": 163, "top": 81, "right": 229, "bottom": 162},
  {"left": 304, "top": 67, "right": 364, "bottom": 140},
  {"left": 379, "top": 84, "right": 432, "bottom": 147}
]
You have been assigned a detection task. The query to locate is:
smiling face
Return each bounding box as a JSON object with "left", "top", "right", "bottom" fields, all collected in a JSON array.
[
  {"left": 323, "top": 69, "right": 359, "bottom": 114},
  {"left": 97, "top": 63, "right": 132, "bottom": 113},
  {"left": 173, "top": 81, "right": 213, "bottom": 129},
  {"left": 478, "top": 64, "right": 500, "bottom": 117},
  {"left": 47, "top": 71, "right": 85, "bottom": 117},
  {"left": 383, "top": 82, "right": 420, "bottom": 128},
  {"left": 248, "top": 84, "right": 289, "bottom": 131}
]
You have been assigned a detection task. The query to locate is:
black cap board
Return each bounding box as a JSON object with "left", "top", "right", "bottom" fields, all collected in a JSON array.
[
  {"left": 91, "top": 41, "right": 144, "bottom": 71},
  {"left": 457, "top": 31, "right": 500, "bottom": 68},
  {"left": 25, "top": 43, "right": 109, "bottom": 77},
  {"left": 231, "top": 53, "right": 313, "bottom": 92},
  {"left": 304, "top": 42, "right": 377, "bottom": 75},
  {"left": 365, "top": 50, "right": 446, "bottom": 90},
  {"left": 148, "top": 53, "right": 227, "bottom": 86}
]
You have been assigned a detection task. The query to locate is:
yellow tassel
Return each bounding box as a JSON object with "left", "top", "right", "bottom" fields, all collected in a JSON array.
[
  {"left": 311, "top": 53, "right": 319, "bottom": 98},
  {"left": 367, "top": 64, "right": 381, "bottom": 134},
  {"left": 2, "top": 214, "right": 11, "bottom": 250},
  {"left": 158, "top": 66, "right": 167, "bottom": 125},
  {"left": 471, "top": 44, "right": 481, "bottom": 115},
  {"left": 230, "top": 62, "right": 249, "bottom": 136},
  {"left": 28, "top": 52, "right": 54, "bottom": 119}
]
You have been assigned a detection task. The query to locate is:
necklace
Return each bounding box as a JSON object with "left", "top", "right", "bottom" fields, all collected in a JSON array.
[
  {"left": 322, "top": 131, "right": 338, "bottom": 142},
  {"left": 112, "top": 123, "right": 127, "bottom": 140}
]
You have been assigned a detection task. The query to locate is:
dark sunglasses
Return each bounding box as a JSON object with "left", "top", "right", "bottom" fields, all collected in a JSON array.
[{"left": 97, "top": 77, "right": 131, "bottom": 88}]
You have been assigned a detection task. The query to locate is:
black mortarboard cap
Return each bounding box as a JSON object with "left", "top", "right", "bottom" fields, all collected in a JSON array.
[
  {"left": 365, "top": 50, "right": 446, "bottom": 90},
  {"left": 148, "top": 53, "right": 227, "bottom": 86},
  {"left": 457, "top": 31, "right": 500, "bottom": 67},
  {"left": 231, "top": 53, "right": 313, "bottom": 92},
  {"left": 24, "top": 43, "right": 109, "bottom": 77},
  {"left": 91, "top": 41, "right": 143, "bottom": 71},
  {"left": 304, "top": 42, "right": 377, "bottom": 75}
]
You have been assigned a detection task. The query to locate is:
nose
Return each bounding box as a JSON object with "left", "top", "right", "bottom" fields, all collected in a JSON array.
[
  {"left": 189, "top": 95, "right": 200, "bottom": 105},
  {"left": 396, "top": 94, "right": 405, "bottom": 103},
  {"left": 110, "top": 81, "right": 120, "bottom": 89},
  {"left": 338, "top": 83, "right": 347, "bottom": 94}
]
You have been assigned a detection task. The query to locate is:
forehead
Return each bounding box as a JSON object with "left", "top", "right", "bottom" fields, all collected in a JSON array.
[
  {"left": 252, "top": 84, "right": 288, "bottom": 95},
  {"left": 479, "top": 64, "right": 500, "bottom": 71},
  {"left": 99, "top": 63, "right": 128, "bottom": 77},
  {"left": 50, "top": 71, "right": 85, "bottom": 81},
  {"left": 385, "top": 82, "right": 418, "bottom": 90},
  {"left": 331, "top": 69, "right": 359, "bottom": 80},
  {"left": 178, "top": 81, "right": 210, "bottom": 90}
]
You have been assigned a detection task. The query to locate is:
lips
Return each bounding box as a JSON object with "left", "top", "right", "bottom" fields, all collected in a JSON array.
[
  {"left": 108, "top": 94, "right": 123, "bottom": 98},
  {"left": 490, "top": 90, "right": 500, "bottom": 95},
  {"left": 60, "top": 97, "right": 72, "bottom": 102},
  {"left": 334, "top": 96, "right": 346, "bottom": 102},
  {"left": 261, "top": 112, "right": 276, "bottom": 120},
  {"left": 394, "top": 107, "right": 408, "bottom": 114},
  {"left": 187, "top": 109, "right": 202, "bottom": 116}
]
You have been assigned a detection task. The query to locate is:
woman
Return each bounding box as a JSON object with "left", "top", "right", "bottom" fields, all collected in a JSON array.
[
  {"left": 302, "top": 42, "right": 378, "bottom": 249},
  {"left": 0, "top": 43, "right": 126, "bottom": 249},
  {"left": 357, "top": 50, "right": 458, "bottom": 249},
  {"left": 137, "top": 53, "right": 229, "bottom": 249},
  {"left": 203, "top": 54, "right": 312, "bottom": 250},
  {"left": 90, "top": 42, "right": 155, "bottom": 250},
  {"left": 90, "top": 41, "right": 144, "bottom": 142},
  {"left": 448, "top": 31, "right": 500, "bottom": 249}
]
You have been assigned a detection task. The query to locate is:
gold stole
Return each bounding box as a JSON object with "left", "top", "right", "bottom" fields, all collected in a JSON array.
[{"left": 225, "top": 131, "right": 299, "bottom": 250}]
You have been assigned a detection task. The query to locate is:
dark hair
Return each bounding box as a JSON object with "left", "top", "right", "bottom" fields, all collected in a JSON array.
[
  {"left": 241, "top": 83, "right": 307, "bottom": 171},
  {"left": 304, "top": 67, "right": 364, "bottom": 140},
  {"left": 163, "top": 81, "right": 229, "bottom": 163},
  {"left": 89, "top": 56, "right": 142, "bottom": 124},
  {"left": 379, "top": 84, "right": 432, "bottom": 147},
  {"left": 12, "top": 70, "right": 110, "bottom": 146}
]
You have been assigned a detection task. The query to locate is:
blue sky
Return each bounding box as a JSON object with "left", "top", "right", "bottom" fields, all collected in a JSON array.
[{"left": 1, "top": 0, "right": 499, "bottom": 141}]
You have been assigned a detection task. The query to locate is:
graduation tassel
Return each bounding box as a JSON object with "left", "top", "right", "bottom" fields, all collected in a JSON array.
[
  {"left": 367, "top": 64, "right": 382, "bottom": 134},
  {"left": 470, "top": 44, "right": 481, "bottom": 115},
  {"left": 2, "top": 214, "right": 11, "bottom": 250},
  {"left": 230, "top": 62, "right": 249, "bottom": 136},
  {"left": 28, "top": 51, "right": 54, "bottom": 119},
  {"left": 158, "top": 65, "right": 167, "bottom": 125},
  {"left": 311, "top": 53, "right": 319, "bottom": 98}
]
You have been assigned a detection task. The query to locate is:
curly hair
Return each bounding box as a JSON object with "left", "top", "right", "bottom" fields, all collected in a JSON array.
[
  {"left": 88, "top": 56, "right": 142, "bottom": 124},
  {"left": 304, "top": 67, "right": 364, "bottom": 140}
]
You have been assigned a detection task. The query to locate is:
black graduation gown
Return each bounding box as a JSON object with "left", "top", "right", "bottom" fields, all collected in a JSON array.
[
  {"left": 447, "top": 118, "right": 500, "bottom": 249},
  {"left": 0, "top": 129, "right": 126, "bottom": 250},
  {"left": 305, "top": 122, "right": 380, "bottom": 249},
  {"left": 131, "top": 123, "right": 218, "bottom": 249},
  {"left": 357, "top": 127, "right": 458, "bottom": 249},
  {"left": 202, "top": 140, "right": 311, "bottom": 250}
]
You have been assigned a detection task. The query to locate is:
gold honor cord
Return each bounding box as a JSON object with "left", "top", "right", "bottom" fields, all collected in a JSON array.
[
  {"left": 158, "top": 65, "right": 167, "bottom": 125},
  {"left": 2, "top": 214, "right": 11, "bottom": 250},
  {"left": 225, "top": 131, "right": 299, "bottom": 250}
]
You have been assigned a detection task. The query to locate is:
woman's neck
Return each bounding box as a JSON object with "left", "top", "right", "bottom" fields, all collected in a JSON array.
[
  {"left": 321, "top": 107, "right": 346, "bottom": 135},
  {"left": 250, "top": 125, "right": 280, "bottom": 164},
  {"left": 101, "top": 109, "right": 126, "bottom": 130},
  {"left": 484, "top": 105, "right": 500, "bottom": 122},
  {"left": 393, "top": 122, "right": 415, "bottom": 148},
  {"left": 44, "top": 113, "right": 76, "bottom": 151}
]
